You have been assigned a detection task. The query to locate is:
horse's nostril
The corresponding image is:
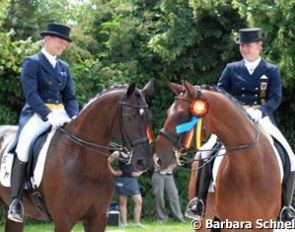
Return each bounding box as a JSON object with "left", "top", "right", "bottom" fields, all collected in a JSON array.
[
  {"left": 136, "top": 159, "right": 145, "bottom": 167},
  {"left": 134, "top": 158, "right": 152, "bottom": 171}
]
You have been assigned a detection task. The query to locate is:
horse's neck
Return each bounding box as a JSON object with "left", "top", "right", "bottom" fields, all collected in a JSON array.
[
  {"left": 70, "top": 99, "right": 115, "bottom": 145},
  {"left": 64, "top": 117, "right": 111, "bottom": 178},
  {"left": 210, "top": 95, "right": 259, "bottom": 169}
]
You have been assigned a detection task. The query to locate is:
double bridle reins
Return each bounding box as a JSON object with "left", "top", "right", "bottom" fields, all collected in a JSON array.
[
  {"left": 59, "top": 88, "right": 151, "bottom": 164},
  {"left": 158, "top": 94, "right": 261, "bottom": 167}
]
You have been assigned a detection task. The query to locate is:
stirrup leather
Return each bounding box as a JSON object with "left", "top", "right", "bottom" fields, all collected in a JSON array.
[{"left": 185, "top": 197, "right": 205, "bottom": 219}]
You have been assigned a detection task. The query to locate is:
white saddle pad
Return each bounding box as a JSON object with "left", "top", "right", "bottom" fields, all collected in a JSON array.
[{"left": 0, "top": 130, "right": 55, "bottom": 188}]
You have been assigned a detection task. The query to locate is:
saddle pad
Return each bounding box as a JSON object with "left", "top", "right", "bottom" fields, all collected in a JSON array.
[
  {"left": 0, "top": 130, "right": 55, "bottom": 188},
  {"left": 209, "top": 142, "right": 283, "bottom": 193}
]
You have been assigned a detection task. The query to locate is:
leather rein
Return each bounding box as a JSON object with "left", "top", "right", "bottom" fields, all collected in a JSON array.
[
  {"left": 158, "top": 94, "right": 261, "bottom": 167},
  {"left": 58, "top": 89, "right": 151, "bottom": 164}
]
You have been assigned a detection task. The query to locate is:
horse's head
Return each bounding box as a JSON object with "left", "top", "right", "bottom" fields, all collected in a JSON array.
[
  {"left": 109, "top": 79, "right": 155, "bottom": 171},
  {"left": 154, "top": 81, "right": 211, "bottom": 170}
]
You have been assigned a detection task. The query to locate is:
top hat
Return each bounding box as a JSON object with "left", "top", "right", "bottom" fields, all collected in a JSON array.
[
  {"left": 40, "top": 23, "right": 72, "bottom": 42},
  {"left": 235, "top": 28, "right": 263, "bottom": 45}
]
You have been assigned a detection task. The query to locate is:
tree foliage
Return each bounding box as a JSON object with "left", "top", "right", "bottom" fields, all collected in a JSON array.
[{"left": 1, "top": 0, "right": 295, "bottom": 220}]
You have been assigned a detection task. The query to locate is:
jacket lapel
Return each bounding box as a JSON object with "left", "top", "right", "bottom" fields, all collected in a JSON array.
[
  {"left": 38, "top": 53, "right": 60, "bottom": 81},
  {"left": 236, "top": 59, "right": 259, "bottom": 88},
  {"left": 236, "top": 60, "right": 253, "bottom": 79},
  {"left": 252, "top": 60, "right": 267, "bottom": 78}
]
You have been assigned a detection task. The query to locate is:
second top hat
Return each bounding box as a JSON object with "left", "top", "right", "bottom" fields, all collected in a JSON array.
[
  {"left": 40, "top": 23, "right": 72, "bottom": 42},
  {"left": 235, "top": 28, "right": 263, "bottom": 45}
]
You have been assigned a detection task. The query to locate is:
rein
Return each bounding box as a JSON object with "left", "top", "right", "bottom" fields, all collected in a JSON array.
[
  {"left": 58, "top": 88, "right": 151, "bottom": 164},
  {"left": 159, "top": 126, "right": 261, "bottom": 166},
  {"left": 58, "top": 127, "right": 127, "bottom": 162},
  {"left": 159, "top": 91, "right": 262, "bottom": 168}
]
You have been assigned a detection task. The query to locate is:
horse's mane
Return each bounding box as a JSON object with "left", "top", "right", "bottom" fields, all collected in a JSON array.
[
  {"left": 80, "top": 85, "right": 126, "bottom": 112},
  {"left": 81, "top": 84, "right": 139, "bottom": 112},
  {"left": 96, "top": 84, "right": 129, "bottom": 98},
  {"left": 199, "top": 84, "right": 253, "bottom": 122}
]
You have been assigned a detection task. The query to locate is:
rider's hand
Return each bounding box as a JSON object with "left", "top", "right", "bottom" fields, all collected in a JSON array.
[
  {"left": 47, "top": 112, "right": 71, "bottom": 129},
  {"left": 246, "top": 108, "right": 263, "bottom": 123}
]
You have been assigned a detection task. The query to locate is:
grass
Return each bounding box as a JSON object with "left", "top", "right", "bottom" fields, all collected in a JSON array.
[{"left": 0, "top": 219, "right": 193, "bottom": 232}]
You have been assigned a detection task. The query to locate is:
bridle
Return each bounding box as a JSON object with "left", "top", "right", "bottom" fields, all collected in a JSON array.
[
  {"left": 158, "top": 89, "right": 261, "bottom": 166},
  {"left": 116, "top": 89, "right": 151, "bottom": 163},
  {"left": 59, "top": 87, "right": 152, "bottom": 164}
]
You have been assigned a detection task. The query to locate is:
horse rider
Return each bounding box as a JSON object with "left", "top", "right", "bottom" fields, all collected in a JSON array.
[
  {"left": 7, "top": 23, "right": 79, "bottom": 223},
  {"left": 187, "top": 28, "right": 295, "bottom": 222}
]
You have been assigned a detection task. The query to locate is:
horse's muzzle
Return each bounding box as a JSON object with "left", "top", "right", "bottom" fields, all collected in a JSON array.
[{"left": 133, "top": 156, "right": 152, "bottom": 172}]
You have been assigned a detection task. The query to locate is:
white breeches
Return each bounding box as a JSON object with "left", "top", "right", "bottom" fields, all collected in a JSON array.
[
  {"left": 16, "top": 108, "right": 68, "bottom": 162},
  {"left": 198, "top": 116, "right": 295, "bottom": 171}
]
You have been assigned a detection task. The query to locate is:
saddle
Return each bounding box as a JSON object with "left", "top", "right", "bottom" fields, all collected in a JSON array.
[
  {"left": 0, "top": 129, "right": 54, "bottom": 221},
  {"left": 27, "top": 130, "right": 50, "bottom": 181}
]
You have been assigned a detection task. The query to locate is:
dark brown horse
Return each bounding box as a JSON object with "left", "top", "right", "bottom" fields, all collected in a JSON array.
[
  {"left": 154, "top": 81, "right": 281, "bottom": 231},
  {"left": 0, "top": 80, "right": 154, "bottom": 232}
]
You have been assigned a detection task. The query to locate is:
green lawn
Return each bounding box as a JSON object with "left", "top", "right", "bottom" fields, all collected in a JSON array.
[{"left": 0, "top": 219, "right": 193, "bottom": 232}]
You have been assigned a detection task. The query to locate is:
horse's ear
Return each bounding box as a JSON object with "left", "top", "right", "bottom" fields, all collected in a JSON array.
[
  {"left": 126, "top": 83, "right": 136, "bottom": 96},
  {"left": 142, "top": 78, "right": 155, "bottom": 97},
  {"left": 168, "top": 82, "right": 184, "bottom": 95},
  {"left": 183, "top": 81, "right": 197, "bottom": 99}
]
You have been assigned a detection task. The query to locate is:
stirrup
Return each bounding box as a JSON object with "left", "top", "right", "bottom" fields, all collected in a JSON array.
[
  {"left": 185, "top": 197, "right": 205, "bottom": 220},
  {"left": 7, "top": 199, "right": 24, "bottom": 223},
  {"left": 279, "top": 205, "right": 295, "bottom": 221}
]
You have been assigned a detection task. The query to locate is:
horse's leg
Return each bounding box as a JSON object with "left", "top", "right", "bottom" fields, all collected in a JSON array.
[
  {"left": 83, "top": 180, "right": 113, "bottom": 232},
  {"left": 83, "top": 212, "right": 108, "bottom": 232},
  {"left": 52, "top": 219, "right": 75, "bottom": 232},
  {"left": 53, "top": 224, "right": 74, "bottom": 232},
  {"left": 5, "top": 220, "right": 24, "bottom": 232}
]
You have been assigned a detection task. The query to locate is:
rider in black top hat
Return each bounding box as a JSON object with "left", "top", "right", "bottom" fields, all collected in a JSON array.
[
  {"left": 186, "top": 27, "right": 295, "bottom": 222},
  {"left": 7, "top": 23, "right": 79, "bottom": 223}
]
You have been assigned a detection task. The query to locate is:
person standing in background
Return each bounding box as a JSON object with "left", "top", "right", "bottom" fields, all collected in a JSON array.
[
  {"left": 108, "top": 151, "right": 144, "bottom": 227},
  {"left": 152, "top": 163, "right": 185, "bottom": 223}
]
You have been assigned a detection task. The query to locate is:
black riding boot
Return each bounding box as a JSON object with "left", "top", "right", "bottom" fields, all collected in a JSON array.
[
  {"left": 280, "top": 171, "right": 295, "bottom": 221},
  {"left": 185, "top": 157, "right": 214, "bottom": 219},
  {"left": 7, "top": 156, "right": 27, "bottom": 223}
]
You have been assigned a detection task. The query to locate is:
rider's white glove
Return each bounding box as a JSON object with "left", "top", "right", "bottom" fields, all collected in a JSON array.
[
  {"left": 47, "top": 112, "right": 71, "bottom": 129},
  {"left": 246, "top": 107, "right": 263, "bottom": 123}
]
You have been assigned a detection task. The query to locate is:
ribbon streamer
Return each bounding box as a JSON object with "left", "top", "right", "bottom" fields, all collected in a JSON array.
[
  {"left": 176, "top": 116, "right": 200, "bottom": 134},
  {"left": 196, "top": 118, "right": 202, "bottom": 148}
]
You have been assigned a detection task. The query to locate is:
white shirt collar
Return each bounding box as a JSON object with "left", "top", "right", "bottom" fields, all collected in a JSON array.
[
  {"left": 244, "top": 57, "right": 261, "bottom": 75},
  {"left": 41, "top": 48, "right": 57, "bottom": 68}
]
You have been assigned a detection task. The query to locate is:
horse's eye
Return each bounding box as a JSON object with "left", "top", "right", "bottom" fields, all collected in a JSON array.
[
  {"left": 177, "top": 112, "right": 188, "bottom": 122},
  {"left": 124, "top": 114, "right": 133, "bottom": 122}
]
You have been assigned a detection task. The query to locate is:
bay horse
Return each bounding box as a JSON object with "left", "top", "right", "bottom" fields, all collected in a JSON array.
[
  {"left": 0, "top": 80, "right": 154, "bottom": 232},
  {"left": 154, "top": 81, "right": 281, "bottom": 231}
]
